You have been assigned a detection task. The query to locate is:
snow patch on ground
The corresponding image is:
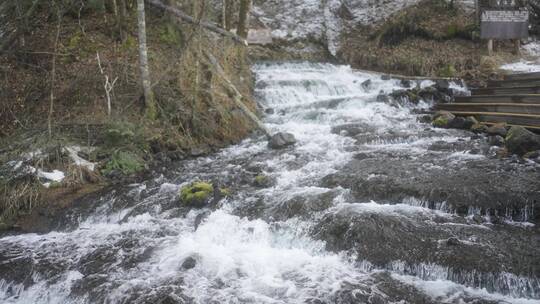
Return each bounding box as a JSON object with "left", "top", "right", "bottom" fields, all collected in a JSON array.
[
  {"left": 253, "top": 0, "right": 424, "bottom": 56},
  {"left": 500, "top": 41, "right": 540, "bottom": 73},
  {"left": 501, "top": 59, "right": 540, "bottom": 73},
  {"left": 64, "top": 146, "right": 96, "bottom": 171}
]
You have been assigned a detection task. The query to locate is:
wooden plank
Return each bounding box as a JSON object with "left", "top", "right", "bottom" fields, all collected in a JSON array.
[
  {"left": 487, "top": 79, "right": 540, "bottom": 88},
  {"left": 504, "top": 72, "right": 540, "bottom": 81},
  {"left": 436, "top": 103, "right": 540, "bottom": 115},
  {"left": 471, "top": 86, "right": 540, "bottom": 95},
  {"left": 455, "top": 94, "right": 540, "bottom": 104},
  {"left": 448, "top": 111, "right": 540, "bottom": 128}
]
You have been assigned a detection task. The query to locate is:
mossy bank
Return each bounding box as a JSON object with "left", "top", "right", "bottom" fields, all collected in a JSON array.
[{"left": 0, "top": 1, "right": 258, "bottom": 231}]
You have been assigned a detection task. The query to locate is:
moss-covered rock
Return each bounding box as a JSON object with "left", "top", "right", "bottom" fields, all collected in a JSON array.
[
  {"left": 471, "top": 123, "right": 488, "bottom": 133},
  {"left": 254, "top": 174, "right": 274, "bottom": 188},
  {"left": 180, "top": 182, "right": 214, "bottom": 207},
  {"left": 505, "top": 126, "right": 540, "bottom": 156},
  {"left": 432, "top": 111, "right": 455, "bottom": 128},
  {"left": 220, "top": 188, "right": 231, "bottom": 197}
]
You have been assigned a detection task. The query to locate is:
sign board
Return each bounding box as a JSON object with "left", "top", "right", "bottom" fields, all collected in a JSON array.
[{"left": 481, "top": 10, "right": 529, "bottom": 39}]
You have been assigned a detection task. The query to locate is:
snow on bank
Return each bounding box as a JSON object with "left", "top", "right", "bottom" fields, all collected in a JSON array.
[
  {"left": 500, "top": 41, "right": 540, "bottom": 73},
  {"left": 501, "top": 59, "right": 540, "bottom": 73},
  {"left": 253, "top": 0, "right": 424, "bottom": 55}
]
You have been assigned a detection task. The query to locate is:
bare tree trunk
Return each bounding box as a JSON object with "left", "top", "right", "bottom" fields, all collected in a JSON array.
[
  {"left": 119, "top": 0, "right": 128, "bottom": 41},
  {"left": 49, "top": 3, "right": 62, "bottom": 139},
  {"left": 222, "top": 0, "right": 233, "bottom": 30},
  {"left": 136, "top": 0, "right": 157, "bottom": 119},
  {"left": 237, "top": 0, "right": 251, "bottom": 39}
]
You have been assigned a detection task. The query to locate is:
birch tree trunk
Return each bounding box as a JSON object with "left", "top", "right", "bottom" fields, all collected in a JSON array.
[
  {"left": 237, "top": 0, "right": 251, "bottom": 39},
  {"left": 136, "top": 0, "right": 157, "bottom": 119},
  {"left": 223, "top": 0, "right": 232, "bottom": 30}
]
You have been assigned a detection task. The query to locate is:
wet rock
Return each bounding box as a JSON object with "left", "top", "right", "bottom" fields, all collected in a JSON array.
[
  {"left": 488, "top": 135, "right": 505, "bottom": 147},
  {"left": 432, "top": 111, "right": 455, "bottom": 128},
  {"left": 381, "top": 75, "right": 391, "bottom": 80},
  {"left": 268, "top": 132, "right": 297, "bottom": 149},
  {"left": 446, "top": 237, "right": 461, "bottom": 246},
  {"left": 269, "top": 190, "right": 340, "bottom": 221},
  {"left": 448, "top": 116, "right": 472, "bottom": 130},
  {"left": 434, "top": 79, "right": 450, "bottom": 90},
  {"left": 472, "top": 214, "right": 485, "bottom": 224},
  {"left": 179, "top": 182, "right": 214, "bottom": 207},
  {"left": 167, "top": 150, "right": 186, "bottom": 161},
  {"left": 190, "top": 146, "right": 210, "bottom": 157},
  {"left": 353, "top": 153, "right": 373, "bottom": 161},
  {"left": 523, "top": 150, "right": 540, "bottom": 160},
  {"left": 361, "top": 79, "right": 372, "bottom": 90},
  {"left": 194, "top": 210, "right": 211, "bottom": 230},
  {"left": 376, "top": 93, "right": 390, "bottom": 103},
  {"left": 486, "top": 123, "right": 508, "bottom": 137},
  {"left": 471, "top": 123, "right": 489, "bottom": 133},
  {"left": 400, "top": 79, "right": 413, "bottom": 88},
  {"left": 181, "top": 256, "right": 197, "bottom": 270},
  {"left": 417, "top": 115, "right": 432, "bottom": 124},
  {"left": 331, "top": 123, "right": 373, "bottom": 137},
  {"left": 264, "top": 108, "right": 275, "bottom": 115},
  {"left": 505, "top": 126, "right": 540, "bottom": 156},
  {"left": 253, "top": 174, "right": 274, "bottom": 188}
]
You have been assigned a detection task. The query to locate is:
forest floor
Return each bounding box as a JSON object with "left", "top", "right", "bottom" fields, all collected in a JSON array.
[{"left": 0, "top": 3, "right": 259, "bottom": 231}]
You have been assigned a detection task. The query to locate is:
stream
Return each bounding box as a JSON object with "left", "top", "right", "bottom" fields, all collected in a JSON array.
[{"left": 0, "top": 62, "right": 539, "bottom": 303}]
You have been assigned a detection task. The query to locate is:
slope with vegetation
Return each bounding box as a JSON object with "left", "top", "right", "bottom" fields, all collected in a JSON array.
[{"left": 0, "top": 0, "right": 258, "bottom": 231}]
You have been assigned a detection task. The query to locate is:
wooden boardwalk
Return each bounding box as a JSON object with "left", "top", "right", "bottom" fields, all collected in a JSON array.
[{"left": 436, "top": 72, "right": 540, "bottom": 130}]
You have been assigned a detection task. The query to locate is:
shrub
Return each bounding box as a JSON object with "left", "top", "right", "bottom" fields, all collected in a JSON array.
[{"left": 101, "top": 151, "right": 143, "bottom": 176}]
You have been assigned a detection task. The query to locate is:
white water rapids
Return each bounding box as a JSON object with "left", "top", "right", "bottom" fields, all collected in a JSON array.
[{"left": 0, "top": 62, "right": 538, "bottom": 304}]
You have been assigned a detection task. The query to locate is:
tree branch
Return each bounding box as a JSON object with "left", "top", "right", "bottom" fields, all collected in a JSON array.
[{"left": 146, "top": 0, "right": 247, "bottom": 45}]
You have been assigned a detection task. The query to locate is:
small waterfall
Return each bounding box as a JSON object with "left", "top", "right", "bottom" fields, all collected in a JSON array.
[{"left": 0, "top": 62, "right": 537, "bottom": 304}]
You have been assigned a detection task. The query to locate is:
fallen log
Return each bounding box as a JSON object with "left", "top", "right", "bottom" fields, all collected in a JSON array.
[
  {"left": 146, "top": 0, "right": 247, "bottom": 45},
  {"left": 204, "top": 51, "right": 271, "bottom": 138}
]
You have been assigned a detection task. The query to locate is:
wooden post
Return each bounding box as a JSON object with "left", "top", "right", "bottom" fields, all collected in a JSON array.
[
  {"left": 514, "top": 39, "right": 521, "bottom": 55},
  {"left": 487, "top": 39, "right": 493, "bottom": 56}
]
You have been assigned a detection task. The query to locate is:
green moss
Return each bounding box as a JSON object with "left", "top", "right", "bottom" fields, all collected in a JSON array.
[
  {"left": 105, "top": 122, "right": 137, "bottom": 146},
  {"left": 48, "top": 181, "right": 63, "bottom": 189},
  {"left": 159, "top": 23, "right": 184, "bottom": 46},
  {"left": 438, "top": 64, "right": 456, "bottom": 77},
  {"left": 432, "top": 116, "right": 449, "bottom": 128},
  {"left": 446, "top": 24, "right": 458, "bottom": 38},
  {"left": 87, "top": 0, "right": 106, "bottom": 12},
  {"left": 121, "top": 35, "right": 137, "bottom": 52},
  {"left": 254, "top": 175, "right": 268, "bottom": 185},
  {"left": 220, "top": 188, "right": 231, "bottom": 197},
  {"left": 102, "top": 151, "right": 143, "bottom": 176},
  {"left": 180, "top": 182, "right": 214, "bottom": 206}
]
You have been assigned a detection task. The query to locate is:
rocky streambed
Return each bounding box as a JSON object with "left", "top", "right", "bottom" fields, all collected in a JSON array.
[{"left": 0, "top": 62, "right": 539, "bottom": 304}]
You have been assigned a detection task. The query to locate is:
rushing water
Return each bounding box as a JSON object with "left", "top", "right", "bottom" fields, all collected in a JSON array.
[{"left": 0, "top": 62, "right": 539, "bottom": 304}]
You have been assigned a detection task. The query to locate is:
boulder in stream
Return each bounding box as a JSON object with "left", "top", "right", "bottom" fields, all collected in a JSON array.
[
  {"left": 486, "top": 123, "right": 508, "bottom": 137},
  {"left": 268, "top": 132, "right": 297, "bottom": 149},
  {"left": 432, "top": 111, "right": 455, "bottom": 128},
  {"left": 505, "top": 126, "right": 540, "bottom": 156},
  {"left": 179, "top": 182, "right": 214, "bottom": 207}
]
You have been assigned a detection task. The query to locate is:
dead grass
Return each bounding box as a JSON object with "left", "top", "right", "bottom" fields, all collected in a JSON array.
[{"left": 339, "top": 0, "right": 520, "bottom": 82}]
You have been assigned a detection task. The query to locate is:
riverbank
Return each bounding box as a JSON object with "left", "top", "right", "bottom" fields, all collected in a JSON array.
[{"left": 0, "top": 2, "right": 258, "bottom": 231}]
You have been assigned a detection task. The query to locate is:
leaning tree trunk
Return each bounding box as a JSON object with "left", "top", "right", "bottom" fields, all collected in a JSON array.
[
  {"left": 237, "top": 0, "right": 251, "bottom": 39},
  {"left": 136, "top": 0, "right": 157, "bottom": 119}
]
